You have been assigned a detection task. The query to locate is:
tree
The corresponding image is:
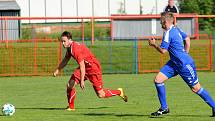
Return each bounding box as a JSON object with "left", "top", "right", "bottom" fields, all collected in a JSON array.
[
  {"left": 214, "top": 0, "right": 215, "bottom": 13},
  {"left": 179, "top": 0, "right": 214, "bottom": 15},
  {"left": 179, "top": 0, "right": 215, "bottom": 31},
  {"left": 179, "top": 0, "right": 200, "bottom": 13}
]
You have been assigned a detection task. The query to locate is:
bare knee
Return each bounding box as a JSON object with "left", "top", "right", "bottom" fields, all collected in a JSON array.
[
  {"left": 191, "top": 83, "right": 201, "bottom": 93},
  {"left": 97, "top": 90, "right": 106, "bottom": 98},
  {"left": 154, "top": 77, "right": 163, "bottom": 83},
  {"left": 98, "top": 94, "right": 105, "bottom": 98},
  {"left": 67, "top": 80, "right": 76, "bottom": 91},
  {"left": 154, "top": 72, "right": 168, "bottom": 83}
]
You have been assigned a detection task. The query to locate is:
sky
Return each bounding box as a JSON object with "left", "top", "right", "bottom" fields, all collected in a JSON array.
[{"left": 15, "top": 0, "right": 171, "bottom": 22}]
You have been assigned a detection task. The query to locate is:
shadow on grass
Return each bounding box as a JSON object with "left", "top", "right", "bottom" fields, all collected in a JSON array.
[
  {"left": 86, "top": 106, "right": 112, "bottom": 109},
  {"left": 15, "top": 106, "right": 111, "bottom": 111},
  {"left": 16, "top": 107, "right": 65, "bottom": 110},
  {"left": 84, "top": 113, "right": 211, "bottom": 118},
  {"left": 149, "top": 114, "right": 210, "bottom": 118},
  {"left": 84, "top": 112, "right": 149, "bottom": 117},
  {"left": 169, "top": 114, "right": 211, "bottom": 118}
]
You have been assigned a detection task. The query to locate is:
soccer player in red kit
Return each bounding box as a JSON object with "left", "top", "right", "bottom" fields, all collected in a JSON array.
[{"left": 53, "top": 31, "right": 128, "bottom": 111}]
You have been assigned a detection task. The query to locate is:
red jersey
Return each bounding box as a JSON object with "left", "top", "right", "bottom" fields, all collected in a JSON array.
[{"left": 65, "top": 41, "right": 101, "bottom": 74}]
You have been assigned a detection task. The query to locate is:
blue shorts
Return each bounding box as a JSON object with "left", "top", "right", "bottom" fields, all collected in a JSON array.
[{"left": 160, "top": 60, "right": 199, "bottom": 87}]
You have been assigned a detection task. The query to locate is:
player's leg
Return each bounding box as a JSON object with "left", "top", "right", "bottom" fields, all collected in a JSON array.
[
  {"left": 180, "top": 64, "right": 215, "bottom": 117},
  {"left": 97, "top": 88, "right": 128, "bottom": 102},
  {"left": 66, "top": 70, "right": 80, "bottom": 111},
  {"left": 151, "top": 72, "right": 170, "bottom": 116},
  {"left": 213, "top": 108, "right": 215, "bottom": 117},
  {"left": 66, "top": 76, "right": 78, "bottom": 111},
  {"left": 91, "top": 74, "right": 121, "bottom": 98},
  {"left": 88, "top": 74, "right": 128, "bottom": 102},
  {"left": 193, "top": 83, "right": 215, "bottom": 117},
  {"left": 151, "top": 61, "right": 178, "bottom": 116},
  {"left": 97, "top": 89, "right": 120, "bottom": 98}
]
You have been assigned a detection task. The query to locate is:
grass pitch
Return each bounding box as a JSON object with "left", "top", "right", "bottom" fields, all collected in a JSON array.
[{"left": 1, "top": 72, "right": 215, "bottom": 121}]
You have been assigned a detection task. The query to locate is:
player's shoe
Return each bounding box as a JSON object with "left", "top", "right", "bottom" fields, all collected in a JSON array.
[
  {"left": 118, "top": 88, "right": 128, "bottom": 102},
  {"left": 151, "top": 108, "right": 170, "bottom": 116},
  {"left": 65, "top": 106, "right": 75, "bottom": 111},
  {"left": 211, "top": 109, "right": 215, "bottom": 117}
]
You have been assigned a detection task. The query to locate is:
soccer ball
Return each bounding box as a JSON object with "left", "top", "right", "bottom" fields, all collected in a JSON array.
[{"left": 2, "top": 103, "right": 15, "bottom": 116}]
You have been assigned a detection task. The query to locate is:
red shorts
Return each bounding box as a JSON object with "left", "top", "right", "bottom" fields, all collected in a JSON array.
[{"left": 68, "top": 65, "right": 103, "bottom": 92}]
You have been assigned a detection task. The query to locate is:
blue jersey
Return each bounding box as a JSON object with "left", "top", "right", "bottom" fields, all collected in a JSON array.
[
  {"left": 159, "top": 25, "right": 198, "bottom": 87},
  {"left": 160, "top": 25, "right": 194, "bottom": 67}
]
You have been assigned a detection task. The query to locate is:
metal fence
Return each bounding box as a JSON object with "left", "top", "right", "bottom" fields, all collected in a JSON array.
[{"left": 0, "top": 15, "right": 214, "bottom": 76}]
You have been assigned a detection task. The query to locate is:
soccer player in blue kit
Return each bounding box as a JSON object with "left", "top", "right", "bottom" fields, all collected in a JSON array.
[{"left": 148, "top": 12, "right": 215, "bottom": 117}]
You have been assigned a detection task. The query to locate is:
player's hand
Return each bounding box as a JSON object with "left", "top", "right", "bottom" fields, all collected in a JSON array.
[
  {"left": 80, "top": 81, "right": 85, "bottom": 90},
  {"left": 53, "top": 69, "right": 59, "bottom": 77},
  {"left": 148, "top": 37, "right": 156, "bottom": 46}
]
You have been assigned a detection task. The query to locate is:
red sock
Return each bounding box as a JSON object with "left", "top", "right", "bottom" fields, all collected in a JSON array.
[
  {"left": 68, "top": 88, "right": 76, "bottom": 109},
  {"left": 104, "top": 89, "right": 121, "bottom": 98}
]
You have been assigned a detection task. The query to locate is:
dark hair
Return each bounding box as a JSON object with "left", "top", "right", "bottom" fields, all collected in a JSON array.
[{"left": 61, "top": 31, "right": 72, "bottom": 39}]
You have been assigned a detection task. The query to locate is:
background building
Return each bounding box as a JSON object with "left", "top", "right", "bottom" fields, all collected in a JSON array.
[
  {"left": 0, "top": 0, "right": 20, "bottom": 40},
  {"left": 15, "top": 0, "right": 173, "bottom": 19}
]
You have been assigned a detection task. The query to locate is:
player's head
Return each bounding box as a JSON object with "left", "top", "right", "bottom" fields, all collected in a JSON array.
[
  {"left": 61, "top": 31, "right": 72, "bottom": 40},
  {"left": 168, "top": 0, "right": 174, "bottom": 7},
  {"left": 61, "top": 31, "right": 72, "bottom": 48},
  {"left": 160, "top": 12, "right": 174, "bottom": 30}
]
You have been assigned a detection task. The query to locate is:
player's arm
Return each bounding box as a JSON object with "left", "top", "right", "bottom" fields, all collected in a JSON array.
[
  {"left": 184, "top": 37, "right": 190, "bottom": 53},
  {"left": 57, "top": 55, "right": 71, "bottom": 70},
  {"left": 149, "top": 37, "right": 168, "bottom": 54},
  {"left": 178, "top": 27, "right": 190, "bottom": 53},
  {"left": 79, "top": 60, "right": 85, "bottom": 90},
  {"left": 53, "top": 55, "right": 71, "bottom": 77}
]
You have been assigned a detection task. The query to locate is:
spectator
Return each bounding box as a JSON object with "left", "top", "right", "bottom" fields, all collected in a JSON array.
[{"left": 164, "top": 0, "right": 179, "bottom": 13}]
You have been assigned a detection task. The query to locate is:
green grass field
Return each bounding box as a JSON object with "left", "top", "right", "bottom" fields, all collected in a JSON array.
[{"left": 1, "top": 72, "right": 215, "bottom": 121}]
